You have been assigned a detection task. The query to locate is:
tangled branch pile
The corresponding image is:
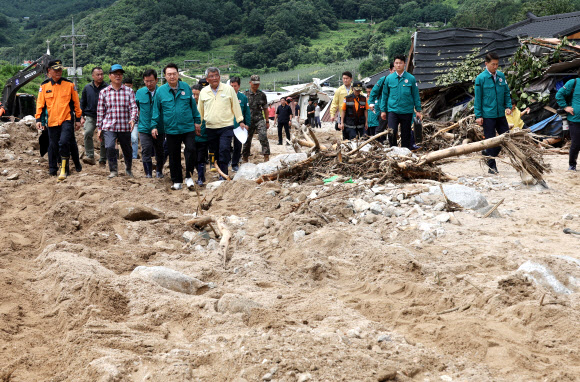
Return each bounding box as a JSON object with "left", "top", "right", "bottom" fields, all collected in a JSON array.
[
  {"left": 256, "top": 128, "right": 549, "bottom": 186},
  {"left": 421, "top": 115, "right": 485, "bottom": 151}
]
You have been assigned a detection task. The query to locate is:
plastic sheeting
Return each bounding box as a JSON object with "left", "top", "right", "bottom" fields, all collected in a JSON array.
[{"left": 528, "top": 113, "right": 563, "bottom": 136}]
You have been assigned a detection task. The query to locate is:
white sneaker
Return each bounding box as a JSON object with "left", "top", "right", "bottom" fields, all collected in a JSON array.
[
  {"left": 185, "top": 177, "right": 194, "bottom": 189},
  {"left": 171, "top": 183, "right": 182, "bottom": 190}
]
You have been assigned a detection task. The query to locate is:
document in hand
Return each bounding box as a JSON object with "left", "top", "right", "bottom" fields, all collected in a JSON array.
[{"left": 233, "top": 126, "right": 248, "bottom": 144}]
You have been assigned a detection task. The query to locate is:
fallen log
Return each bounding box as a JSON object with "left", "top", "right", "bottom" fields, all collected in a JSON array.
[
  {"left": 418, "top": 131, "right": 549, "bottom": 185},
  {"left": 418, "top": 134, "right": 506, "bottom": 165}
]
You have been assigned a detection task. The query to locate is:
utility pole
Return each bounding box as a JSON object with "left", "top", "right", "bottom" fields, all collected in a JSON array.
[{"left": 61, "top": 17, "right": 87, "bottom": 86}]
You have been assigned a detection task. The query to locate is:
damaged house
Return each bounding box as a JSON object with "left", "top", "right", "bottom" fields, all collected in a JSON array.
[{"left": 393, "top": 11, "right": 580, "bottom": 141}]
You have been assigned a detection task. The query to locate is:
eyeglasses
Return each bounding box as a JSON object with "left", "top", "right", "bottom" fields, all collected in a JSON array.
[{"left": 207, "top": 74, "right": 219, "bottom": 79}]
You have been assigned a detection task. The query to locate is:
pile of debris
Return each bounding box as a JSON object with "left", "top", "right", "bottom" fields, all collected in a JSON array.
[
  {"left": 412, "top": 37, "right": 580, "bottom": 157},
  {"left": 508, "top": 38, "right": 580, "bottom": 138},
  {"left": 247, "top": 128, "right": 550, "bottom": 187}
]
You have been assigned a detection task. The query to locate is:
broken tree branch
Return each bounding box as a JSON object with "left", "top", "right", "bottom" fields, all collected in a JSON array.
[
  {"left": 308, "top": 127, "right": 321, "bottom": 152},
  {"left": 217, "top": 218, "right": 232, "bottom": 267},
  {"left": 185, "top": 215, "right": 217, "bottom": 228},
  {"left": 256, "top": 154, "right": 319, "bottom": 184},
  {"left": 346, "top": 130, "right": 389, "bottom": 156},
  {"left": 296, "top": 138, "right": 327, "bottom": 151},
  {"left": 432, "top": 122, "right": 459, "bottom": 138},
  {"left": 439, "top": 184, "right": 463, "bottom": 211},
  {"left": 214, "top": 165, "right": 231, "bottom": 181},
  {"left": 482, "top": 198, "right": 504, "bottom": 218},
  {"left": 185, "top": 215, "right": 231, "bottom": 267},
  {"left": 193, "top": 183, "right": 220, "bottom": 238},
  {"left": 437, "top": 304, "right": 471, "bottom": 315}
]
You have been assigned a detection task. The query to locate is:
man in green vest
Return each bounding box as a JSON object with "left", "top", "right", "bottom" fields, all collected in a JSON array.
[
  {"left": 136, "top": 69, "right": 164, "bottom": 178},
  {"left": 151, "top": 63, "right": 201, "bottom": 190},
  {"left": 379, "top": 55, "right": 422, "bottom": 150},
  {"left": 474, "top": 52, "right": 512, "bottom": 174}
]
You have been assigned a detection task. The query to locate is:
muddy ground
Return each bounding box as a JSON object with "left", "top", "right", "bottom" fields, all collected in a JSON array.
[{"left": 0, "top": 120, "right": 578, "bottom": 382}]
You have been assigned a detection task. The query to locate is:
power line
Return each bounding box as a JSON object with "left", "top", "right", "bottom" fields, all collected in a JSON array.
[{"left": 61, "top": 17, "right": 87, "bottom": 86}]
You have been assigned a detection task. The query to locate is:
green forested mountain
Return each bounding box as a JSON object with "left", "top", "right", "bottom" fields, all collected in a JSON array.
[{"left": 0, "top": 0, "right": 578, "bottom": 74}]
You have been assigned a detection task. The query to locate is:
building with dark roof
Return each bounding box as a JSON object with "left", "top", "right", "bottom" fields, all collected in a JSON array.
[
  {"left": 407, "top": 28, "right": 520, "bottom": 90},
  {"left": 366, "top": 69, "right": 391, "bottom": 86},
  {"left": 498, "top": 11, "right": 580, "bottom": 40}
]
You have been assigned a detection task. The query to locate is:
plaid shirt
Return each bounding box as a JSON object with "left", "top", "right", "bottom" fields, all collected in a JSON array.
[{"left": 97, "top": 84, "right": 138, "bottom": 132}]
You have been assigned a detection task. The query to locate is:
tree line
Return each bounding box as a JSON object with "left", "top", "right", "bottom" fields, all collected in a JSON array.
[{"left": 0, "top": 0, "right": 579, "bottom": 78}]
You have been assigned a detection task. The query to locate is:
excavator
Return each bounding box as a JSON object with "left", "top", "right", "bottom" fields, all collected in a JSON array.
[{"left": 0, "top": 53, "right": 52, "bottom": 120}]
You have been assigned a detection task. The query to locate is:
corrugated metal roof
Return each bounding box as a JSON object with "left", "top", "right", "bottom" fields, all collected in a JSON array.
[
  {"left": 498, "top": 11, "right": 580, "bottom": 38},
  {"left": 409, "top": 28, "right": 520, "bottom": 90}
]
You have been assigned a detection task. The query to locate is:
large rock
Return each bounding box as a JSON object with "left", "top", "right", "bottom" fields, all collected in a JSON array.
[
  {"left": 353, "top": 199, "right": 370, "bottom": 213},
  {"left": 429, "top": 184, "right": 488, "bottom": 210},
  {"left": 113, "top": 201, "right": 163, "bottom": 221},
  {"left": 130, "top": 266, "right": 208, "bottom": 295},
  {"left": 233, "top": 163, "right": 258, "bottom": 181},
  {"left": 206, "top": 180, "right": 225, "bottom": 190},
  {"left": 386, "top": 147, "right": 412, "bottom": 157},
  {"left": 233, "top": 153, "right": 307, "bottom": 180},
  {"left": 217, "top": 293, "right": 262, "bottom": 315}
]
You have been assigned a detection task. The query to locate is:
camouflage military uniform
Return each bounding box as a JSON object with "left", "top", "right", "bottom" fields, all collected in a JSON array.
[{"left": 242, "top": 89, "right": 270, "bottom": 157}]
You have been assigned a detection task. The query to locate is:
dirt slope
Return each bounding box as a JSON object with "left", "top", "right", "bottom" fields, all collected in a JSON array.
[{"left": 0, "top": 120, "right": 578, "bottom": 382}]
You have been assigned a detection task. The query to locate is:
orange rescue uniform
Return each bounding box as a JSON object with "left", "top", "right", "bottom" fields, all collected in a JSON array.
[{"left": 35, "top": 78, "right": 82, "bottom": 126}]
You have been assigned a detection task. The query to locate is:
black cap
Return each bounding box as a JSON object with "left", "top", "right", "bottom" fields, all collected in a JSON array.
[
  {"left": 353, "top": 81, "right": 363, "bottom": 90},
  {"left": 48, "top": 60, "right": 63, "bottom": 70},
  {"left": 198, "top": 78, "right": 209, "bottom": 87}
]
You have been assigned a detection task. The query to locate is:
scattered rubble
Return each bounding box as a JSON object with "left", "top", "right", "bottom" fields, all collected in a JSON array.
[{"left": 0, "top": 116, "right": 578, "bottom": 381}]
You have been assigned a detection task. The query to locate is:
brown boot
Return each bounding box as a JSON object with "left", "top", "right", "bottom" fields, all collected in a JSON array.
[{"left": 264, "top": 154, "right": 270, "bottom": 162}]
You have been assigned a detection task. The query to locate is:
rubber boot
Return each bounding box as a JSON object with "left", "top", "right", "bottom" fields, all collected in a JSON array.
[
  {"left": 209, "top": 152, "right": 216, "bottom": 172},
  {"left": 58, "top": 158, "right": 68, "bottom": 181},
  {"left": 125, "top": 162, "right": 134, "bottom": 178},
  {"left": 264, "top": 154, "right": 270, "bottom": 162},
  {"left": 195, "top": 162, "right": 205, "bottom": 185},
  {"left": 143, "top": 162, "right": 152, "bottom": 178}
]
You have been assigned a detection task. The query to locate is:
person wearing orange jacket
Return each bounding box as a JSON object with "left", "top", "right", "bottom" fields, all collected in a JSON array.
[{"left": 35, "top": 59, "right": 82, "bottom": 181}]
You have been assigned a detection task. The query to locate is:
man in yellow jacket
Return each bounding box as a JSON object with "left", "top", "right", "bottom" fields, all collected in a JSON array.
[
  {"left": 35, "top": 59, "right": 82, "bottom": 181},
  {"left": 329, "top": 71, "right": 354, "bottom": 139},
  {"left": 197, "top": 67, "right": 246, "bottom": 179}
]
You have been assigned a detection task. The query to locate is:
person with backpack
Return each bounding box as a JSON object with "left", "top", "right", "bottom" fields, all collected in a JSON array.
[{"left": 556, "top": 76, "right": 579, "bottom": 171}]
